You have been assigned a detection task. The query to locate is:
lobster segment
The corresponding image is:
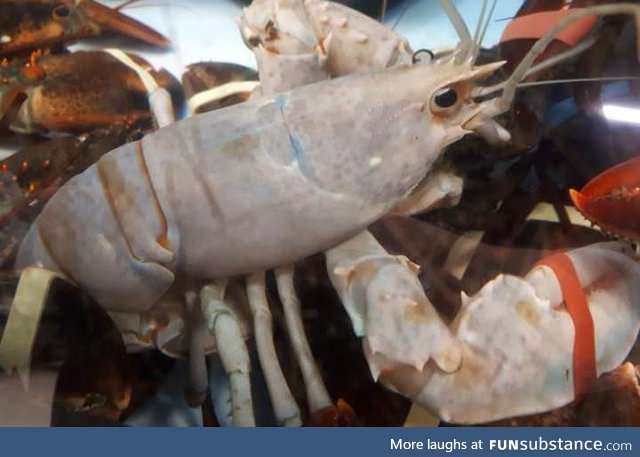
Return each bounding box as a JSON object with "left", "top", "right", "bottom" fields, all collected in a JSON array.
[{"left": 570, "top": 156, "right": 640, "bottom": 241}]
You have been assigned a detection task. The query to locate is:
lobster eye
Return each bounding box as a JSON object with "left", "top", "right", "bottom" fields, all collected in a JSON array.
[
  {"left": 431, "top": 87, "right": 458, "bottom": 112},
  {"left": 52, "top": 3, "right": 71, "bottom": 19}
]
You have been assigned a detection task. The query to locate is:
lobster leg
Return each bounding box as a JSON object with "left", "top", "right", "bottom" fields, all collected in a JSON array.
[
  {"left": 185, "top": 290, "right": 209, "bottom": 406},
  {"left": 274, "top": 266, "right": 333, "bottom": 414},
  {"left": 200, "top": 282, "right": 255, "bottom": 427},
  {"left": 104, "top": 49, "right": 176, "bottom": 129},
  {"left": 246, "top": 273, "right": 302, "bottom": 426}
]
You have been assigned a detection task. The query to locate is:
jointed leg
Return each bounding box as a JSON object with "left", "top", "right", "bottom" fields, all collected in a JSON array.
[
  {"left": 185, "top": 290, "right": 208, "bottom": 407},
  {"left": 201, "top": 282, "right": 255, "bottom": 427},
  {"left": 104, "top": 48, "right": 175, "bottom": 128},
  {"left": 246, "top": 273, "right": 301, "bottom": 426},
  {"left": 275, "top": 266, "right": 332, "bottom": 414}
]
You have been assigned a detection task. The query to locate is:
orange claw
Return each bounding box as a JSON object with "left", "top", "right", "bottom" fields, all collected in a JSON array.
[
  {"left": 306, "top": 399, "right": 360, "bottom": 427},
  {"left": 570, "top": 156, "right": 640, "bottom": 241}
]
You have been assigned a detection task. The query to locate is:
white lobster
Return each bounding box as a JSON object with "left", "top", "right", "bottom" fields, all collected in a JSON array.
[{"left": 9, "top": 0, "right": 640, "bottom": 426}]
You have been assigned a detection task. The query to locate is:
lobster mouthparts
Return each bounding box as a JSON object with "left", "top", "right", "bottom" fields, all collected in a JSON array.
[{"left": 570, "top": 156, "right": 640, "bottom": 241}]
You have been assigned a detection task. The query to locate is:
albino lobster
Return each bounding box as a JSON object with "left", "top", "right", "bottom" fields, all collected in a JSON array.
[{"left": 5, "top": 0, "right": 640, "bottom": 426}]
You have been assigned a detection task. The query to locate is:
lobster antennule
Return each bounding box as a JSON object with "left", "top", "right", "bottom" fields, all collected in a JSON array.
[
  {"left": 439, "top": 0, "right": 473, "bottom": 63},
  {"left": 570, "top": 156, "right": 640, "bottom": 241},
  {"left": 82, "top": 0, "right": 170, "bottom": 48},
  {"left": 438, "top": 0, "right": 497, "bottom": 64}
]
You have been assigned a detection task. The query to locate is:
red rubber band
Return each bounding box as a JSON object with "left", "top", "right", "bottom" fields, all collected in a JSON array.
[
  {"left": 500, "top": 10, "right": 597, "bottom": 48},
  {"left": 535, "top": 252, "right": 596, "bottom": 401}
]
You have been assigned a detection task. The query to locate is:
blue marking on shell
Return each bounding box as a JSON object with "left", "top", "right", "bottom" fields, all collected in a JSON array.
[
  {"left": 289, "top": 134, "right": 306, "bottom": 166},
  {"left": 275, "top": 94, "right": 288, "bottom": 109}
]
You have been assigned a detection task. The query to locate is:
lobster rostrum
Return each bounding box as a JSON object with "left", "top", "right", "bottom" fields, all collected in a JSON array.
[
  {"left": 0, "top": 0, "right": 170, "bottom": 58},
  {"left": 7, "top": 0, "right": 640, "bottom": 427}
]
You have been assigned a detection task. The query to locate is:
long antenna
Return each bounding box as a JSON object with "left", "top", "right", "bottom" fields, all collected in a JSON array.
[
  {"left": 391, "top": 0, "right": 414, "bottom": 31},
  {"left": 477, "top": 0, "right": 498, "bottom": 56},
  {"left": 517, "top": 75, "right": 640, "bottom": 88},
  {"left": 478, "top": 4, "right": 640, "bottom": 114},
  {"left": 439, "top": 0, "right": 473, "bottom": 62},
  {"left": 381, "top": 0, "right": 388, "bottom": 22}
]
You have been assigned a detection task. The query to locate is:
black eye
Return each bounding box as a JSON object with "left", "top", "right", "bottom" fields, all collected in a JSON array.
[
  {"left": 53, "top": 3, "right": 71, "bottom": 19},
  {"left": 433, "top": 88, "right": 458, "bottom": 109}
]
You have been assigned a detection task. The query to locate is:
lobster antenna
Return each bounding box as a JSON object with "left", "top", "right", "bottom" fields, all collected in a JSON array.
[
  {"left": 392, "top": 0, "right": 413, "bottom": 31},
  {"left": 381, "top": 0, "right": 388, "bottom": 22},
  {"left": 476, "top": 0, "right": 497, "bottom": 58},
  {"left": 115, "top": 0, "right": 140, "bottom": 11},
  {"left": 475, "top": 35, "right": 596, "bottom": 98},
  {"left": 117, "top": 2, "right": 186, "bottom": 11},
  {"left": 472, "top": 0, "right": 489, "bottom": 51},
  {"left": 480, "top": 4, "right": 640, "bottom": 114},
  {"left": 440, "top": 0, "right": 473, "bottom": 62},
  {"left": 516, "top": 75, "right": 640, "bottom": 88},
  {"left": 521, "top": 35, "right": 596, "bottom": 79}
]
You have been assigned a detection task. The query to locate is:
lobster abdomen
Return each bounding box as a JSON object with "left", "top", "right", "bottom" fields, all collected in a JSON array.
[{"left": 16, "top": 140, "right": 176, "bottom": 312}]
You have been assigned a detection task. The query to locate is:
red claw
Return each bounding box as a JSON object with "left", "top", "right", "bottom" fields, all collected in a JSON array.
[{"left": 570, "top": 156, "right": 640, "bottom": 241}]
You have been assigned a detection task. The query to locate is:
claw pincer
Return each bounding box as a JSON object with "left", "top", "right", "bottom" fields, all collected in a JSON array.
[
  {"left": 0, "top": 0, "right": 169, "bottom": 58},
  {"left": 570, "top": 156, "right": 640, "bottom": 241}
]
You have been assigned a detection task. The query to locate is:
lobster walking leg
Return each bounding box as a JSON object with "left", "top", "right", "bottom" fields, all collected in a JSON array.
[
  {"left": 185, "top": 290, "right": 208, "bottom": 406},
  {"left": 246, "top": 273, "right": 302, "bottom": 426},
  {"left": 104, "top": 49, "right": 176, "bottom": 128},
  {"left": 275, "top": 267, "right": 333, "bottom": 414},
  {"left": 201, "top": 283, "right": 255, "bottom": 427},
  {"left": 239, "top": 0, "right": 441, "bottom": 417}
]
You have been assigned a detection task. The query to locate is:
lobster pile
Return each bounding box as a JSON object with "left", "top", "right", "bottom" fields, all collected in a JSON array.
[{"left": 1, "top": 0, "right": 640, "bottom": 428}]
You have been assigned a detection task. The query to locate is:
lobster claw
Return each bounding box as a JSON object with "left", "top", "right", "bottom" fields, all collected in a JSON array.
[
  {"left": 0, "top": 0, "right": 170, "bottom": 58},
  {"left": 570, "top": 156, "right": 640, "bottom": 241},
  {"left": 81, "top": 0, "right": 170, "bottom": 48}
]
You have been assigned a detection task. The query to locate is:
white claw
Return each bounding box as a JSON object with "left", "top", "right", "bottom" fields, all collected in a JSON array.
[
  {"left": 326, "top": 231, "right": 461, "bottom": 379},
  {"left": 410, "top": 242, "right": 640, "bottom": 424},
  {"left": 364, "top": 262, "right": 462, "bottom": 375}
]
